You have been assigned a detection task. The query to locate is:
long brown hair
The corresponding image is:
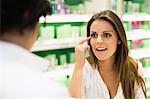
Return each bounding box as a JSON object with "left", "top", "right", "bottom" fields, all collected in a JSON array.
[{"left": 86, "top": 10, "right": 147, "bottom": 99}]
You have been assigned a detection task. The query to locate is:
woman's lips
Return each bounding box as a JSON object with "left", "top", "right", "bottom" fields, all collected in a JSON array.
[{"left": 96, "top": 47, "right": 107, "bottom": 51}]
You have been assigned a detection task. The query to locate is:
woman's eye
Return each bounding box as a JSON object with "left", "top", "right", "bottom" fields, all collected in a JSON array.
[
  {"left": 104, "top": 33, "right": 111, "bottom": 38},
  {"left": 91, "top": 33, "right": 98, "bottom": 38}
]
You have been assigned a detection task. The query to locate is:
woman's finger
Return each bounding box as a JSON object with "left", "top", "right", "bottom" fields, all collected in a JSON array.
[{"left": 78, "top": 36, "right": 91, "bottom": 44}]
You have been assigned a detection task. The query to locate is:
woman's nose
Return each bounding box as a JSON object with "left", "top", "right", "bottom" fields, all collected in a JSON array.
[{"left": 96, "top": 36, "right": 103, "bottom": 44}]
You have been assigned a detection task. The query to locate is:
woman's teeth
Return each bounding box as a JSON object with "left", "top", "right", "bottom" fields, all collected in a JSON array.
[{"left": 96, "top": 48, "right": 107, "bottom": 51}]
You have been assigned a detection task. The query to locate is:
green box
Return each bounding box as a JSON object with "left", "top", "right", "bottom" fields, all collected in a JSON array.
[
  {"left": 69, "top": 52, "right": 75, "bottom": 63},
  {"left": 56, "top": 25, "right": 72, "bottom": 38},
  {"left": 140, "top": 39, "right": 150, "bottom": 48},
  {"left": 80, "top": 24, "right": 86, "bottom": 37},
  {"left": 59, "top": 54, "right": 67, "bottom": 65},
  {"left": 140, "top": 58, "right": 150, "bottom": 67},
  {"left": 40, "top": 26, "right": 55, "bottom": 39}
]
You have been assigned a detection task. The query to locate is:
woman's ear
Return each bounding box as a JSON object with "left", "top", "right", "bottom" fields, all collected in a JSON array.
[{"left": 118, "top": 40, "right": 121, "bottom": 45}]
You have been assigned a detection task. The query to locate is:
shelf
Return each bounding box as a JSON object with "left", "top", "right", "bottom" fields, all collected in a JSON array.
[
  {"left": 122, "top": 13, "right": 150, "bottom": 21},
  {"left": 31, "top": 38, "right": 77, "bottom": 51},
  {"left": 32, "top": 40, "right": 150, "bottom": 60},
  {"left": 126, "top": 30, "right": 150, "bottom": 40},
  {"left": 39, "top": 14, "right": 92, "bottom": 23},
  {"left": 32, "top": 30, "right": 150, "bottom": 52},
  {"left": 39, "top": 13, "right": 150, "bottom": 24},
  {"left": 44, "top": 64, "right": 74, "bottom": 79},
  {"left": 130, "top": 47, "right": 150, "bottom": 59}
]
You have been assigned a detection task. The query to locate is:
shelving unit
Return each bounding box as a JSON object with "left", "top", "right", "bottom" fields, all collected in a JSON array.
[
  {"left": 31, "top": 1, "right": 150, "bottom": 96},
  {"left": 32, "top": 30, "right": 150, "bottom": 50},
  {"left": 33, "top": 12, "right": 150, "bottom": 89},
  {"left": 122, "top": 0, "right": 150, "bottom": 93},
  {"left": 32, "top": 0, "right": 150, "bottom": 96},
  {"left": 32, "top": 39, "right": 150, "bottom": 60},
  {"left": 33, "top": 13, "right": 150, "bottom": 61}
]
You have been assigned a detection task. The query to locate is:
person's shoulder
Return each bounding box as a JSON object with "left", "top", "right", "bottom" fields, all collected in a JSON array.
[
  {"left": 84, "top": 59, "right": 94, "bottom": 71},
  {"left": 83, "top": 59, "right": 96, "bottom": 78},
  {"left": 1, "top": 62, "right": 69, "bottom": 97}
]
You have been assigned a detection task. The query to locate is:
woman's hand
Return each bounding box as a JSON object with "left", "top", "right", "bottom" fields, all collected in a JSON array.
[
  {"left": 75, "top": 36, "right": 91, "bottom": 68},
  {"left": 69, "top": 36, "right": 91, "bottom": 98}
]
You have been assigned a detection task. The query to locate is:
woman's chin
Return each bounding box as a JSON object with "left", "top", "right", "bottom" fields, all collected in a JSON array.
[{"left": 96, "top": 56, "right": 108, "bottom": 61}]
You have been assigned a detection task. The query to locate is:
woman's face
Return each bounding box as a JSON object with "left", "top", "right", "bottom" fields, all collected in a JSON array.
[{"left": 90, "top": 19, "right": 119, "bottom": 60}]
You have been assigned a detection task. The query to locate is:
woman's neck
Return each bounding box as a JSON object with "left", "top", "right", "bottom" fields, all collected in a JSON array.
[{"left": 97, "top": 55, "right": 116, "bottom": 72}]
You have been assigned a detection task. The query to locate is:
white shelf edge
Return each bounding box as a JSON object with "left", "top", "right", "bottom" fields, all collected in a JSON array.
[
  {"left": 39, "top": 14, "right": 92, "bottom": 23},
  {"left": 31, "top": 38, "right": 77, "bottom": 51},
  {"left": 44, "top": 64, "right": 74, "bottom": 79},
  {"left": 122, "top": 13, "right": 150, "bottom": 21},
  {"left": 130, "top": 47, "right": 150, "bottom": 59},
  {"left": 31, "top": 38, "right": 86, "bottom": 51},
  {"left": 39, "top": 13, "right": 150, "bottom": 23},
  {"left": 126, "top": 30, "right": 150, "bottom": 40}
]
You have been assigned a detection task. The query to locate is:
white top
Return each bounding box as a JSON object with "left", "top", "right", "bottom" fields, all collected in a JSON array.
[
  {"left": 0, "top": 41, "right": 69, "bottom": 99},
  {"left": 82, "top": 60, "right": 146, "bottom": 99}
]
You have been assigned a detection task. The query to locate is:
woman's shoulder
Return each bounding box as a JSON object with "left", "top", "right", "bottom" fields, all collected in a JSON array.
[
  {"left": 84, "top": 59, "right": 96, "bottom": 70},
  {"left": 83, "top": 59, "right": 93, "bottom": 72},
  {"left": 83, "top": 59, "right": 97, "bottom": 77}
]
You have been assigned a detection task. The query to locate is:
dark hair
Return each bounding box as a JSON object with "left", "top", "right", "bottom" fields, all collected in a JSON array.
[
  {"left": 86, "top": 10, "right": 147, "bottom": 99},
  {"left": 0, "top": 0, "right": 52, "bottom": 35}
]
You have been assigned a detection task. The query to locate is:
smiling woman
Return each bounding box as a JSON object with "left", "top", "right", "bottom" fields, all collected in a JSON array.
[
  {"left": 89, "top": 19, "right": 119, "bottom": 61},
  {"left": 69, "top": 10, "right": 147, "bottom": 99}
]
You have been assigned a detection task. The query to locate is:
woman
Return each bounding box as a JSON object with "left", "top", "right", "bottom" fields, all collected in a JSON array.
[{"left": 69, "top": 10, "right": 147, "bottom": 99}]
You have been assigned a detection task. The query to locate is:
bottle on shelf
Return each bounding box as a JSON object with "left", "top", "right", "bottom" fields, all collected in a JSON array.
[
  {"left": 51, "top": 0, "right": 57, "bottom": 14},
  {"left": 56, "top": 0, "right": 66, "bottom": 14}
]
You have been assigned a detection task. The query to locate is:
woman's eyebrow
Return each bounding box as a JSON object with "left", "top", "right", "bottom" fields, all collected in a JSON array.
[
  {"left": 103, "top": 30, "right": 114, "bottom": 33},
  {"left": 90, "top": 31, "right": 97, "bottom": 34}
]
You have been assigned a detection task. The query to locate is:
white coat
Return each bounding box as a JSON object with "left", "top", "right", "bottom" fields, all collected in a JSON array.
[{"left": 0, "top": 41, "right": 69, "bottom": 99}]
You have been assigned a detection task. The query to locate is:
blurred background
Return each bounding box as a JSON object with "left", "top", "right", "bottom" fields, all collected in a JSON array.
[{"left": 31, "top": 0, "right": 150, "bottom": 98}]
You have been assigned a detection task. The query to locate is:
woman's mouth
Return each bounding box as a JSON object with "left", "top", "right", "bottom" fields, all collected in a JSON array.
[{"left": 96, "top": 47, "right": 107, "bottom": 51}]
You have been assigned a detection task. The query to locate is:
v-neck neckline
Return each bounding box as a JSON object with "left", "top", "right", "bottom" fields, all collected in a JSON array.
[{"left": 95, "top": 67, "right": 121, "bottom": 99}]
